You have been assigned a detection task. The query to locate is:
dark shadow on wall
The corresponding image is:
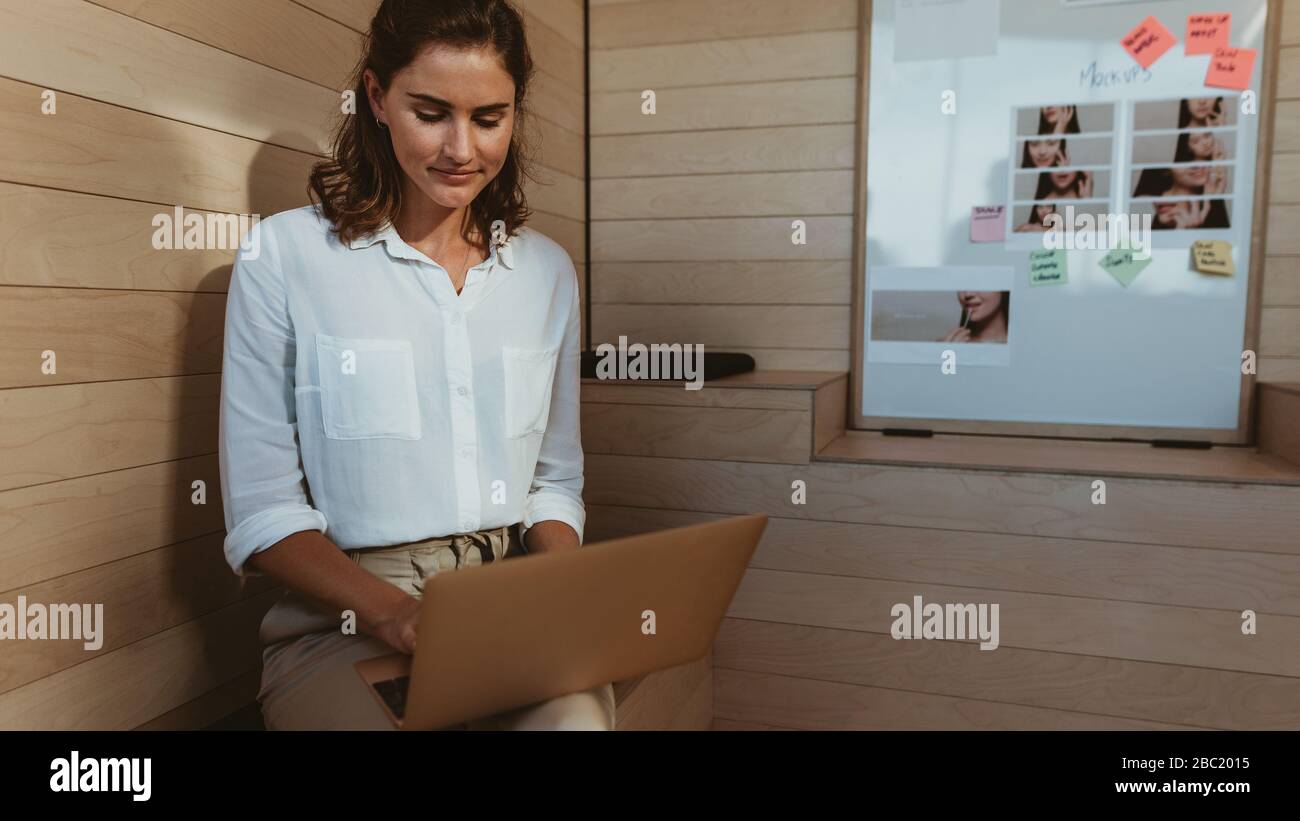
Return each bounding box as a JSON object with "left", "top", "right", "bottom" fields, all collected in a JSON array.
[{"left": 168, "top": 132, "right": 317, "bottom": 730}]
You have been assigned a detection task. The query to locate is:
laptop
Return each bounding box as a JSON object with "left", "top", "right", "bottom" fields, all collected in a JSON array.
[{"left": 353, "top": 513, "right": 767, "bottom": 730}]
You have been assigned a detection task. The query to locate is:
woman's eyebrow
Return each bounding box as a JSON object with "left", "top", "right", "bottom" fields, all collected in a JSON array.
[{"left": 405, "top": 92, "right": 510, "bottom": 113}]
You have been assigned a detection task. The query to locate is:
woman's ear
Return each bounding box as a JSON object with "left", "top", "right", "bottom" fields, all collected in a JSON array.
[{"left": 362, "top": 69, "right": 387, "bottom": 125}]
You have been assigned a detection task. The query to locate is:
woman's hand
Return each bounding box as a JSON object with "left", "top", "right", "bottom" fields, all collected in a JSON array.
[
  {"left": 367, "top": 593, "right": 421, "bottom": 655},
  {"left": 1078, "top": 171, "right": 1093, "bottom": 198},
  {"left": 1172, "top": 200, "right": 1212, "bottom": 229},
  {"left": 1056, "top": 105, "right": 1075, "bottom": 134},
  {"left": 1206, "top": 167, "right": 1227, "bottom": 195}
]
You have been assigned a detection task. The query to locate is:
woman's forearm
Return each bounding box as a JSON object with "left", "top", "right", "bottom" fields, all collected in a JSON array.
[{"left": 247, "top": 529, "right": 412, "bottom": 636}]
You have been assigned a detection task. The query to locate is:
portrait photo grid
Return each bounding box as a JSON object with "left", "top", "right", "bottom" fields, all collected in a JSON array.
[{"left": 1007, "top": 96, "right": 1239, "bottom": 242}]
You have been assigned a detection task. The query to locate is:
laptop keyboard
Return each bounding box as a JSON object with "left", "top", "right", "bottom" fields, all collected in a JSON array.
[{"left": 373, "top": 675, "right": 410, "bottom": 719}]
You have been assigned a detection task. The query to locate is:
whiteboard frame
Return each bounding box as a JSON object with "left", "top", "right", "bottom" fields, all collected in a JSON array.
[{"left": 849, "top": 0, "right": 1279, "bottom": 444}]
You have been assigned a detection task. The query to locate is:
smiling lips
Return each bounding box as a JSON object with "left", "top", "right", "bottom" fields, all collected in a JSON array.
[{"left": 433, "top": 167, "right": 477, "bottom": 184}]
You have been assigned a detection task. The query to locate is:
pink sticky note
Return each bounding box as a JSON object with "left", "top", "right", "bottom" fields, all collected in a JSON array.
[
  {"left": 1122, "top": 16, "right": 1177, "bottom": 69},
  {"left": 1206, "top": 46, "right": 1257, "bottom": 90},
  {"left": 970, "top": 205, "right": 1006, "bottom": 243},
  {"left": 1186, "top": 13, "right": 1231, "bottom": 55}
]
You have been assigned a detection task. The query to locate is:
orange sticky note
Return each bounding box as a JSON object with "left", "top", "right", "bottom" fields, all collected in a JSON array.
[
  {"left": 1122, "top": 16, "right": 1177, "bottom": 69},
  {"left": 1206, "top": 46, "right": 1257, "bottom": 90},
  {"left": 1186, "top": 13, "right": 1231, "bottom": 55}
]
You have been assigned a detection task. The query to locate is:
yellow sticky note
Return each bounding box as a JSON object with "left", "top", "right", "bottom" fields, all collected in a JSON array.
[{"left": 1192, "top": 240, "right": 1234, "bottom": 275}]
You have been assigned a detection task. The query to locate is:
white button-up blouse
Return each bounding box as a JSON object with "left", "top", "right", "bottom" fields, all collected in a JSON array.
[{"left": 218, "top": 204, "right": 584, "bottom": 577}]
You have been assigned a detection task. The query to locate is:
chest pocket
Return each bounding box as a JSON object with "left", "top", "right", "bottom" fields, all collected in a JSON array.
[
  {"left": 502, "top": 345, "right": 559, "bottom": 438},
  {"left": 316, "top": 333, "right": 422, "bottom": 440}
]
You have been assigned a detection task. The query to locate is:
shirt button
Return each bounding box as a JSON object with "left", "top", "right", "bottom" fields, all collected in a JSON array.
[
  {"left": 460, "top": 447, "right": 472, "bottom": 457},
  {"left": 450, "top": 314, "right": 461, "bottom": 325},
  {"left": 460, "top": 520, "right": 472, "bottom": 530},
  {"left": 457, "top": 386, "right": 467, "bottom": 396}
]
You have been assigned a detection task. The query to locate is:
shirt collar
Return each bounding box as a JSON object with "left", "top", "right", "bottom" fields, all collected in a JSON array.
[{"left": 348, "top": 221, "right": 516, "bottom": 270}]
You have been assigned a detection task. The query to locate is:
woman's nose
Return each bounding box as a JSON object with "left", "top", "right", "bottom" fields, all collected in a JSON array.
[{"left": 443, "top": 121, "right": 474, "bottom": 164}]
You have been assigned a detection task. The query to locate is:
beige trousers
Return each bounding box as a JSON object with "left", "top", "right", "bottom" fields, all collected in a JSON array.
[{"left": 256, "top": 523, "right": 616, "bottom": 730}]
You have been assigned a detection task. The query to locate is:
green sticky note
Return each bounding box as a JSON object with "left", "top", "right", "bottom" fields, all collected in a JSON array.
[
  {"left": 1029, "top": 249, "right": 1068, "bottom": 286},
  {"left": 1099, "top": 247, "right": 1151, "bottom": 287}
]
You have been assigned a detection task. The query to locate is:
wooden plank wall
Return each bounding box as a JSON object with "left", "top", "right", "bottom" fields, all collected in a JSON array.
[
  {"left": 589, "top": 0, "right": 1299, "bottom": 378},
  {"left": 0, "top": 0, "right": 585, "bottom": 729}
]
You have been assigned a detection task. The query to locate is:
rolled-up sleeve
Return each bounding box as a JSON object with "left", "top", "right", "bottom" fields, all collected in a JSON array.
[
  {"left": 520, "top": 259, "right": 586, "bottom": 547},
  {"left": 219, "top": 219, "right": 327, "bottom": 577}
]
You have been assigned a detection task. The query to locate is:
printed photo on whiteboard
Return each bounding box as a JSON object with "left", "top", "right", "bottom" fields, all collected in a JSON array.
[
  {"left": 871, "top": 291, "right": 1010, "bottom": 345},
  {"left": 1018, "top": 135, "right": 1112, "bottom": 169},
  {"left": 1131, "top": 166, "right": 1232, "bottom": 198},
  {"left": 1015, "top": 103, "right": 1114, "bottom": 136},
  {"left": 1130, "top": 99, "right": 1237, "bottom": 241},
  {"left": 1009, "top": 103, "right": 1117, "bottom": 245},
  {"left": 1131, "top": 199, "right": 1232, "bottom": 230},
  {"left": 865, "top": 267, "right": 1013, "bottom": 367},
  {"left": 1013, "top": 202, "right": 1058, "bottom": 233},
  {"left": 1011, "top": 201, "right": 1111, "bottom": 233},
  {"left": 1131, "top": 130, "right": 1234, "bottom": 164},
  {"left": 1132, "top": 96, "right": 1238, "bottom": 130},
  {"left": 1014, "top": 169, "right": 1107, "bottom": 200}
]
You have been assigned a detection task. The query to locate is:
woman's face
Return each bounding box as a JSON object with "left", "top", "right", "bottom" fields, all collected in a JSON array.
[
  {"left": 1042, "top": 107, "right": 1069, "bottom": 127},
  {"left": 957, "top": 291, "right": 1004, "bottom": 324},
  {"left": 1035, "top": 204, "right": 1056, "bottom": 222},
  {"left": 1027, "top": 139, "right": 1061, "bottom": 167},
  {"left": 1050, "top": 170, "right": 1076, "bottom": 190},
  {"left": 365, "top": 44, "right": 516, "bottom": 212},
  {"left": 1188, "top": 131, "right": 1216, "bottom": 159},
  {"left": 1171, "top": 165, "right": 1209, "bottom": 189},
  {"left": 1187, "top": 97, "right": 1218, "bottom": 121}
]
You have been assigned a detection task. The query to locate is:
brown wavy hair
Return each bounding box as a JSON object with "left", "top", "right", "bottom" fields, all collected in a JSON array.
[{"left": 309, "top": 0, "right": 536, "bottom": 248}]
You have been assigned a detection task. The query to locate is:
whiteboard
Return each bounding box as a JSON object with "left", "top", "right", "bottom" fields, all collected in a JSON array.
[{"left": 855, "top": 0, "right": 1272, "bottom": 440}]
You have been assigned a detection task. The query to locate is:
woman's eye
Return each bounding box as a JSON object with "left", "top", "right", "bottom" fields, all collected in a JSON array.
[{"left": 413, "top": 113, "right": 499, "bottom": 129}]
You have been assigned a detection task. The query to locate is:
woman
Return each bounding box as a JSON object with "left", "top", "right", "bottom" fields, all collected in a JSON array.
[
  {"left": 219, "top": 0, "right": 614, "bottom": 730},
  {"left": 1014, "top": 203, "right": 1057, "bottom": 233},
  {"left": 1037, "top": 105, "right": 1080, "bottom": 135},
  {"left": 939, "top": 292, "right": 1009, "bottom": 343},
  {"left": 1021, "top": 138, "right": 1068, "bottom": 169},
  {"left": 1179, "top": 97, "right": 1224, "bottom": 128},
  {"left": 1034, "top": 169, "right": 1093, "bottom": 200},
  {"left": 1132, "top": 166, "right": 1227, "bottom": 198},
  {"left": 1175, "top": 131, "right": 1226, "bottom": 163}
]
